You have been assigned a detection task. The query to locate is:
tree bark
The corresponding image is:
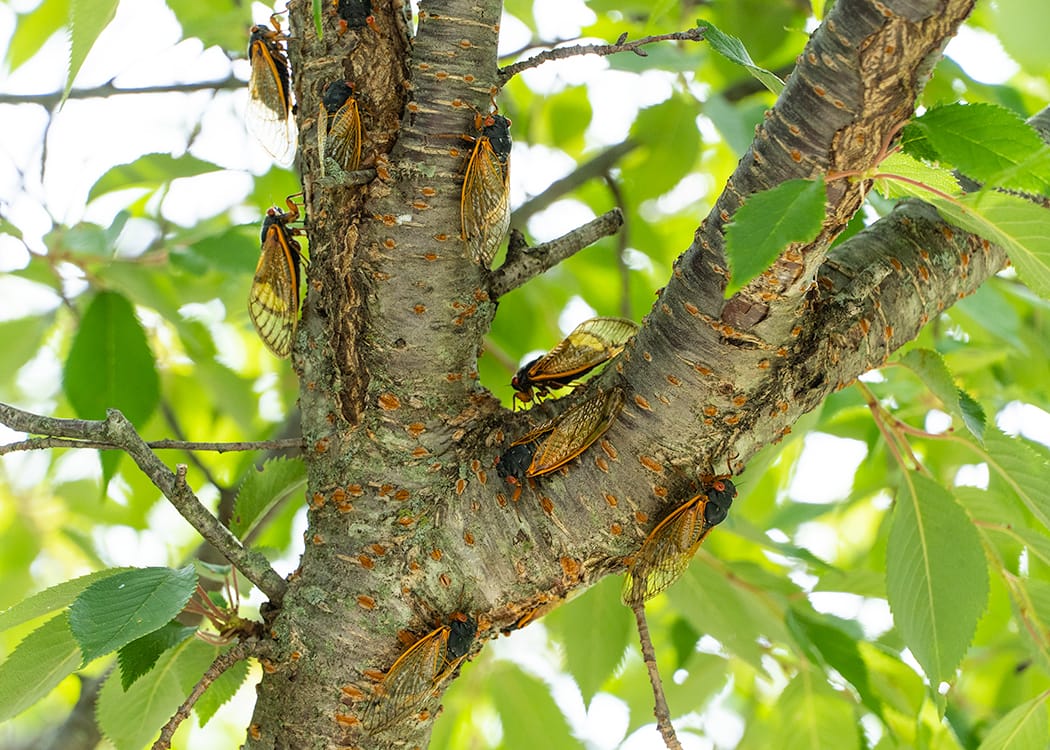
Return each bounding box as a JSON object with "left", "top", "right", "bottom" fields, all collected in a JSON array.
[{"left": 244, "top": 0, "right": 1014, "bottom": 747}]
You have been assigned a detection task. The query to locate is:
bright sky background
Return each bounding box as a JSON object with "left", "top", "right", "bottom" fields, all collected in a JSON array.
[{"left": 0, "top": 1, "right": 1046, "bottom": 748}]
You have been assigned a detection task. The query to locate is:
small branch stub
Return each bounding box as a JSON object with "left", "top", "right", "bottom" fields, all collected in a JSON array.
[{"left": 490, "top": 208, "right": 623, "bottom": 298}]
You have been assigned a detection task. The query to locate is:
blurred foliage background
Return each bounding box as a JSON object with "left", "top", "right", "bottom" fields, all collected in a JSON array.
[{"left": 2, "top": 0, "right": 1050, "bottom": 747}]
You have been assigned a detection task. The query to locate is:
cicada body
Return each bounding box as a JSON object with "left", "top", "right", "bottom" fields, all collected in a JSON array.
[
  {"left": 621, "top": 477, "right": 736, "bottom": 607},
  {"left": 512, "top": 386, "right": 625, "bottom": 477},
  {"left": 318, "top": 80, "right": 363, "bottom": 177},
  {"left": 461, "top": 112, "right": 512, "bottom": 268},
  {"left": 334, "top": 0, "right": 372, "bottom": 29},
  {"left": 512, "top": 317, "right": 638, "bottom": 404},
  {"left": 248, "top": 196, "right": 303, "bottom": 358},
  {"left": 497, "top": 441, "right": 538, "bottom": 500},
  {"left": 247, "top": 18, "right": 296, "bottom": 164},
  {"left": 362, "top": 615, "right": 476, "bottom": 731}
]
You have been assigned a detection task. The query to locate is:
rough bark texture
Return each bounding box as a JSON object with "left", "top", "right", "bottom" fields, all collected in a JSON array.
[{"left": 243, "top": 0, "right": 1002, "bottom": 748}]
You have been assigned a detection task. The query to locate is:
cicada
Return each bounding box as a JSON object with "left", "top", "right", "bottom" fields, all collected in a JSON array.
[
  {"left": 497, "top": 442, "right": 536, "bottom": 484},
  {"left": 496, "top": 441, "right": 538, "bottom": 500},
  {"left": 512, "top": 386, "right": 625, "bottom": 477},
  {"left": 362, "top": 614, "right": 476, "bottom": 731},
  {"left": 248, "top": 196, "right": 304, "bottom": 358},
  {"left": 247, "top": 16, "right": 296, "bottom": 165},
  {"left": 621, "top": 477, "right": 736, "bottom": 607},
  {"left": 461, "top": 111, "right": 512, "bottom": 268},
  {"left": 512, "top": 317, "right": 638, "bottom": 405},
  {"left": 334, "top": 0, "right": 372, "bottom": 29},
  {"left": 318, "top": 80, "right": 363, "bottom": 177}
]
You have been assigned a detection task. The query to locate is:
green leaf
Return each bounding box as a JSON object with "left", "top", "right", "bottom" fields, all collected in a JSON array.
[
  {"left": 62, "top": 289, "right": 160, "bottom": 423},
  {"left": 489, "top": 661, "right": 574, "bottom": 750},
  {"left": 6, "top": 0, "right": 69, "bottom": 72},
  {"left": 667, "top": 617, "right": 700, "bottom": 671},
  {"left": 544, "top": 88, "right": 592, "bottom": 154},
  {"left": 117, "top": 621, "right": 196, "bottom": 691},
  {"left": 88, "top": 153, "right": 226, "bottom": 203},
  {"left": 626, "top": 94, "right": 702, "bottom": 198},
  {"left": 63, "top": 291, "right": 160, "bottom": 488},
  {"left": 47, "top": 213, "right": 130, "bottom": 259},
  {"left": 990, "top": 0, "right": 1050, "bottom": 76},
  {"left": 774, "top": 665, "right": 861, "bottom": 750},
  {"left": 195, "top": 654, "right": 250, "bottom": 726},
  {"left": 96, "top": 637, "right": 216, "bottom": 750},
  {"left": 703, "top": 95, "right": 767, "bottom": 157},
  {"left": 699, "top": 18, "right": 785, "bottom": 94},
  {"left": 231, "top": 457, "right": 307, "bottom": 538},
  {"left": 786, "top": 607, "right": 883, "bottom": 721},
  {"left": 668, "top": 555, "right": 790, "bottom": 673},
  {"left": 313, "top": 0, "right": 324, "bottom": 38},
  {"left": 0, "top": 614, "right": 81, "bottom": 723},
  {"left": 0, "top": 567, "right": 131, "bottom": 633},
  {"left": 67, "top": 0, "right": 119, "bottom": 96},
  {"left": 874, "top": 152, "right": 962, "bottom": 200},
  {"left": 68, "top": 566, "right": 197, "bottom": 665},
  {"left": 983, "top": 427, "right": 1050, "bottom": 532},
  {"left": 911, "top": 103, "right": 1050, "bottom": 193},
  {"left": 930, "top": 193, "right": 1050, "bottom": 300},
  {"left": 166, "top": 0, "right": 248, "bottom": 51},
  {"left": 977, "top": 691, "right": 1050, "bottom": 750},
  {"left": 896, "top": 349, "right": 986, "bottom": 440},
  {"left": 546, "top": 576, "right": 632, "bottom": 704},
  {"left": 1004, "top": 526, "right": 1050, "bottom": 569},
  {"left": 184, "top": 223, "right": 260, "bottom": 276},
  {"left": 885, "top": 474, "right": 988, "bottom": 692},
  {"left": 724, "top": 177, "right": 826, "bottom": 297}
]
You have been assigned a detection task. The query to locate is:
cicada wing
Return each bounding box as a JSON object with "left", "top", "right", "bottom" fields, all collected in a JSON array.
[
  {"left": 248, "top": 223, "right": 300, "bottom": 357},
  {"left": 326, "top": 98, "right": 363, "bottom": 172},
  {"left": 246, "top": 42, "right": 296, "bottom": 165},
  {"left": 461, "top": 138, "right": 510, "bottom": 268},
  {"left": 527, "top": 387, "right": 625, "bottom": 476},
  {"left": 528, "top": 317, "right": 639, "bottom": 384},
  {"left": 622, "top": 496, "right": 709, "bottom": 606},
  {"left": 362, "top": 628, "right": 448, "bottom": 731}
]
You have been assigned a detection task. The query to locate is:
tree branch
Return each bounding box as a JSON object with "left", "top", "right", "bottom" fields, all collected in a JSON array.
[
  {"left": 489, "top": 208, "right": 624, "bottom": 298},
  {"left": 151, "top": 642, "right": 254, "bottom": 750},
  {"left": 0, "top": 75, "right": 246, "bottom": 107},
  {"left": 0, "top": 402, "right": 288, "bottom": 603},
  {"left": 0, "top": 435, "right": 302, "bottom": 456},
  {"left": 498, "top": 27, "right": 706, "bottom": 81}
]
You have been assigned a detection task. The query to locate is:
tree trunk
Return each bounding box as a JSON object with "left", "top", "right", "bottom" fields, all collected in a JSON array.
[{"left": 246, "top": 0, "right": 989, "bottom": 747}]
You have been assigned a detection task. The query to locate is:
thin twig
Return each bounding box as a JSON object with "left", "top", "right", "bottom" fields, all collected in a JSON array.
[
  {"left": 151, "top": 642, "right": 252, "bottom": 750},
  {"left": 499, "top": 27, "right": 706, "bottom": 80},
  {"left": 0, "top": 435, "right": 302, "bottom": 457},
  {"left": 490, "top": 209, "right": 623, "bottom": 299},
  {"left": 632, "top": 604, "right": 683, "bottom": 750},
  {"left": 0, "top": 402, "right": 288, "bottom": 603},
  {"left": 0, "top": 75, "right": 246, "bottom": 106}
]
